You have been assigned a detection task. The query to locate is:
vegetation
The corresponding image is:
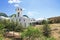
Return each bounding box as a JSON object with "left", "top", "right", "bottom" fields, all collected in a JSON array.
[
  {"left": 0, "top": 20, "right": 5, "bottom": 40},
  {"left": 0, "top": 19, "right": 56, "bottom": 40},
  {"left": 0, "top": 19, "right": 24, "bottom": 40},
  {"left": 21, "top": 27, "right": 41, "bottom": 40},
  {"left": 21, "top": 26, "right": 55, "bottom": 40},
  {"left": 0, "top": 23, "right": 5, "bottom": 30},
  {"left": 0, "top": 37, "right": 4, "bottom": 40}
]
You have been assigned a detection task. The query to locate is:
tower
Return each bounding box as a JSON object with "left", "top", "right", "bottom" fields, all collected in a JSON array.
[
  {"left": 16, "top": 7, "right": 22, "bottom": 17},
  {"left": 15, "top": 7, "right": 22, "bottom": 23}
]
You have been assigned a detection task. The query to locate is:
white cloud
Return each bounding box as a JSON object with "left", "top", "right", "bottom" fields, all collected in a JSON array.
[
  {"left": 8, "top": 0, "right": 13, "bottom": 4},
  {"left": 36, "top": 18, "right": 45, "bottom": 20},
  {"left": 27, "top": 11, "right": 40, "bottom": 17},
  {"left": 36, "top": 18, "right": 47, "bottom": 20},
  {"left": 27, "top": 11, "right": 34, "bottom": 17},
  {"left": 8, "top": 0, "right": 22, "bottom": 4},
  {"left": 22, "top": 8, "right": 26, "bottom": 11},
  {"left": 8, "top": 0, "right": 22, "bottom": 7},
  {"left": 14, "top": 4, "right": 19, "bottom": 7}
]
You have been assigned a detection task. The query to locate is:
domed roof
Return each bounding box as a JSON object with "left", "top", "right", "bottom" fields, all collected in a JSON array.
[{"left": 23, "top": 15, "right": 29, "bottom": 18}]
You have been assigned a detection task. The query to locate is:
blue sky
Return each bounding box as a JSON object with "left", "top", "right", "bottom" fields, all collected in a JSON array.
[{"left": 0, "top": 0, "right": 60, "bottom": 19}]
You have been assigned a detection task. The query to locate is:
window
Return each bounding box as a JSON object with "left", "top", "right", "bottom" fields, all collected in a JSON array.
[
  {"left": 19, "top": 19, "right": 21, "bottom": 21},
  {"left": 18, "top": 8, "right": 19, "bottom": 10},
  {"left": 24, "top": 19, "right": 25, "bottom": 21},
  {"left": 25, "top": 23, "right": 26, "bottom": 27},
  {"left": 18, "top": 12, "right": 19, "bottom": 17}
]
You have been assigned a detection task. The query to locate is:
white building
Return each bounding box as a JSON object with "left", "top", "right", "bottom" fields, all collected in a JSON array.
[
  {"left": 0, "top": 7, "right": 36, "bottom": 27},
  {"left": 11, "top": 7, "right": 35, "bottom": 27},
  {"left": 0, "top": 7, "right": 48, "bottom": 27}
]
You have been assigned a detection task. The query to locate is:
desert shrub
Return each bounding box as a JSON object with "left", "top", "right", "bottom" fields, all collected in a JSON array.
[
  {"left": 0, "top": 24, "right": 5, "bottom": 30},
  {"left": 0, "top": 37, "right": 4, "bottom": 40},
  {"left": 21, "top": 27, "right": 42, "bottom": 40},
  {"left": 4, "top": 21, "right": 16, "bottom": 31},
  {"left": 0, "top": 19, "right": 24, "bottom": 32},
  {"left": 42, "top": 20, "right": 51, "bottom": 37},
  {"left": 21, "top": 26, "right": 55, "bottom": 40},
  {"left": 41, "top": 37, "right": 55, "bottom": 40},
  {"left": 0, "top": 23, "right": 5, "bottom": 36},
  {"left": 15, "top": 23, "right": 24, "bottom": 32}
]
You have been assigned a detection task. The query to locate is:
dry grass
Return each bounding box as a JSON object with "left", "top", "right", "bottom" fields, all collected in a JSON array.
[
  {"left": 35, "top": 23, "right": 60, "bottom": 40},
  {"left": 50, "top": 23, "right": 60, "bottom": 40}
]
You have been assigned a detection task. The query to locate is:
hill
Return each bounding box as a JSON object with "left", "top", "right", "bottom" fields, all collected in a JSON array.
[{"left": 48, "top": 16, "right": 60, "bottom": 23}]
